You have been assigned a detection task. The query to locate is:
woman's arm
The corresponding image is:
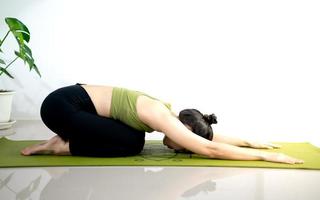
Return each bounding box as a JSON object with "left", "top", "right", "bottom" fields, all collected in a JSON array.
[
  {"left": 213, "top": 134, "right": 281, "bottom": 149},
  {"left": 146, "top": 104, "right": 303, "bottom": 164},
  {"left": 199, "top": 141, "right": 302, "bottom": 164},
  {"left": 212, "top": 134, "right": 249, "bottom": 147}
]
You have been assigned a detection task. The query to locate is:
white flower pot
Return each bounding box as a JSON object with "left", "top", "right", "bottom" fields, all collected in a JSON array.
[{"left": 0, "top": 91, "right": 15, "bottom": 122}]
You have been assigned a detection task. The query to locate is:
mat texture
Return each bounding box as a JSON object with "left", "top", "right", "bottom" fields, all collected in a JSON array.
[{"left": 0, "top": 138, "right": 319, "bottom": 169}]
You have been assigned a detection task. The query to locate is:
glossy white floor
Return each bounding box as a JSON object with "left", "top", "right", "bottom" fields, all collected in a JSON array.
[{"left": 1, "top": 120, "right": 319, "bottom": 200}]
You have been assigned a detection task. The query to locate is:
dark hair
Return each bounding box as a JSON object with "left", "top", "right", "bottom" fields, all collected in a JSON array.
[{"left": 178, "top": 109, "right": 217, "bottom": 141}]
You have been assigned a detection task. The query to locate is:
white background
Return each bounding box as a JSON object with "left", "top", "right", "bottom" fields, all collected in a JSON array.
[{"left": 0, "top": 0, "right": 319, "bottom": 144}]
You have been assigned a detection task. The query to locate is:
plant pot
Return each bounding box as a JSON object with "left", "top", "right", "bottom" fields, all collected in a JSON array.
[{"left": 0, "top": 90, "right": 15, "bottom": 122}]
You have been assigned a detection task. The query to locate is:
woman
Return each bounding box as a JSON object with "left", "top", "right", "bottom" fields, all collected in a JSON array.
[{"left": 21, "top": 83, "right": 304, "bottom": 164}]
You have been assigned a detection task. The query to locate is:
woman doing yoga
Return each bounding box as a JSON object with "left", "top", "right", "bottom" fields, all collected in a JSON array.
[{"left": 21, "top": 83, "right": 304, "bottom": 164}]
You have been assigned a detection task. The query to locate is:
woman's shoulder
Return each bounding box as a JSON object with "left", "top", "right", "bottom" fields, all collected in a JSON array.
[{"left": 136, "top": 95, "right": 176, "bottom": 130}]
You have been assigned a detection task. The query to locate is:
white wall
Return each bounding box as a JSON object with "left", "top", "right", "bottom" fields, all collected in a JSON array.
[{"left": 1, "top": 0, "right": 319, "bottom": 144}]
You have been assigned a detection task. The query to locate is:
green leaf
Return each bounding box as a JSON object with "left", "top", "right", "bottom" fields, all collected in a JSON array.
[
  {"left": 32, "top": 64, "right": 41, "bottom": 77},
  {"left": 0, "top": 58, "right": 5, "bottom": 65},
  {"left": 25, "top": 55, "right": 35, "bottom": 70},
  {"left": 16, "top": 45, "right": 34, "bottom": 70},
  {"left": 5, "top": 18, "right": 30, "bottom": 33},
  {"left": 0, "top": 67, "right": 14, "bottom": 78},
  {"left": 15, "top": 50, "right": 26, "bottom": 64},
  {"left": 21, "top": 44, "right": 32, "bottom": 58},
  {"left": 5, "top": 17, "right": 30, "bottom": 43},
  {"left": 4, "top": 18, "right": 40, "bottom": 78},
  {"left": 23, "top": 57, "right": 41, "bottom": 77},
  {"left": 20, "top": 44, "right": 34, "bottom": 66},
  {"left": 15, "top": 49, "right": 41, "bottom": 77}
]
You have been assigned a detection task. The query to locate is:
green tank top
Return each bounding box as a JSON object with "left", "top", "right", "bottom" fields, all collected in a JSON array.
[{"left": 110, "top": 87, "right": 171, "bottom": 132}]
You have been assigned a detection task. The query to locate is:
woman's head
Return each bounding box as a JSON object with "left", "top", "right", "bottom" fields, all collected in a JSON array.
[
  {"left": 163, "top": 109, "right": 217, "bottom": 152},
  {"left": 179, "top": 109, "right": 217, "bottom": 141}
]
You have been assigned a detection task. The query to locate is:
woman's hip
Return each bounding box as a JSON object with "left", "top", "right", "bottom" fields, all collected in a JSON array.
[{"left": 40, "top": 84, "right": 97, "bottom": 132}]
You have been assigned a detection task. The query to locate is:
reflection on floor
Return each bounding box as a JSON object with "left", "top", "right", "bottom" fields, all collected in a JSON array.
[
  {"left": 0, "top": 120, "right": 319, "bottom": 200},
  {"left": 1, "top": 167, "right": 320, "bottom": 200}
]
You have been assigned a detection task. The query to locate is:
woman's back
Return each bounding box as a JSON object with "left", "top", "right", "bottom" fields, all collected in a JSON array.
[
  {"left": 80, "top": 84, "right": 114, "bottom": 117},
  {"left": 80, "top": 84, "right": 173, "bottom": 132}
]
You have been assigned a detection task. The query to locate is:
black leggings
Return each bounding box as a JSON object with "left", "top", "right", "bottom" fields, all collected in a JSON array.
[{"left": 40, "top": 83, "right": 145, "bottom": 157}]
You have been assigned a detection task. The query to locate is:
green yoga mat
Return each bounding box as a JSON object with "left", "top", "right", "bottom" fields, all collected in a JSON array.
[{"left": 0, "top": 137, "right": 319, "bottom": 169}]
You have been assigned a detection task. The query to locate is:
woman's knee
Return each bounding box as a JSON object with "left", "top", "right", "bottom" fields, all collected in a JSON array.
[
  {"left": 40, "top": 94, "right": 58, "bottom": 129},
  {"left": 40, "top": 92, "right": 71, "bottom": 141}
]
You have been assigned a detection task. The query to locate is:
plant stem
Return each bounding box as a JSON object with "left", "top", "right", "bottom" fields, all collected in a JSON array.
[
  {"left": 0, "top": 31, "right": 10, "bottom": 47},
  {"left": 0, "top": 56, "right": 18, "bottom": 76}
]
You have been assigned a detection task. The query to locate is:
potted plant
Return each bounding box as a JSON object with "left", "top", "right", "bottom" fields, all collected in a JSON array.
[{"left": 0, "top": 17, "right": 40, "bottom": 128}]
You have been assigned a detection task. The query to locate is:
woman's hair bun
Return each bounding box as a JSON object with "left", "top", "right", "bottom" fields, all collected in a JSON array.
[{"left": 203, "top": 114, "right": 217, "bottom": 125}]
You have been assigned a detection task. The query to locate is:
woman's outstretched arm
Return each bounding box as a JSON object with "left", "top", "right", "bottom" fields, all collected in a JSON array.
[
  {"left": 212, "top": 134, "right": 281, "bottom": 149},
  {"left": 144, "top": 103, "right": 303, "bottom": 164},
  {"left": 163, "top": 115, "right": 302, "bottom": 164},
  {"left": 212, "top": 134, "right": 249, "bottom": 147}
]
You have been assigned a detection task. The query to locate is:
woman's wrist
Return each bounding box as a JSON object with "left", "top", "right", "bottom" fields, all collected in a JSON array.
[{"left": 259, "top": 152, "right": 269, "bottom": 161}]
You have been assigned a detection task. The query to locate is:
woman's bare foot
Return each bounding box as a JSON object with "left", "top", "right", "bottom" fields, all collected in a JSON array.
[{"left": 21, "top": 135, "right": 71, "bottom": 156}]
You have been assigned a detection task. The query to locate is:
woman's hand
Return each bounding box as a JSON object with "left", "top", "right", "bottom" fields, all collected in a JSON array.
[
  {"left": 263, "top": 152, "right": 304, "bottom": 164},
  {"left": 246, "top": 140, "right": 281, "bottom": 149}
]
